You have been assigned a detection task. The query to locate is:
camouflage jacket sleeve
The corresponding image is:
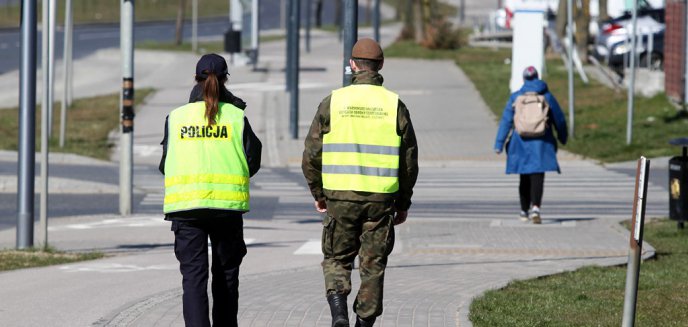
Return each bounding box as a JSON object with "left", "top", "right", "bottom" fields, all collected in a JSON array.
[
  {"left": 302, "top": 95, "right": 332, "bottom": 202},
  {"left": 396, "top": 99, "right": 418, "bottom": 211}
]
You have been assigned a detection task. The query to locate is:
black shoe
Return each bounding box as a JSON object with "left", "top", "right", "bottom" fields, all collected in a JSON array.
[
  {"left": 354, "top": 316, "right": 376, "bottom": 327},
  {"left": 327, "top": 294, "right": 349, "bottom": 327}
]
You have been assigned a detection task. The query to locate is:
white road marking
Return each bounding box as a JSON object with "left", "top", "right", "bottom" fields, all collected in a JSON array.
[
  {"left": 49, "top": 217, "right": 166, "bottom": 231},
  {"left": 133, "top": 145, "right": 161, "bottom": 157},
  {"left": 60, "top": 263, "right": 177, "bottom": 273},
  {"left": 294, "top": 240, "right": 321, "bottom": 255}
]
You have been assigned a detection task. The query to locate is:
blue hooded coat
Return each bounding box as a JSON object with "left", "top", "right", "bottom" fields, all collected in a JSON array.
[{"left": 493, "top": 79, "right": 568, "bottom": 174}]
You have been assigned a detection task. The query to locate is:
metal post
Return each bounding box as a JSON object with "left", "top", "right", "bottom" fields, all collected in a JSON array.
[
  {"left": 306, "top": 0, "right": 311, "bottom": 53},
  {"left": 280, "top": 0, "right": 286, "bottom": 29},
  {"left": 38, "top": 0, "right": 56, "bottom": 249},
  {"left": 460, "top": 0, "right": 465, "bottom": 24},
  {"left": 623, "top": 36, "right": 629, "bottom": 69},
  {"left": 285, "top": 0, "right": 292, "bottom": 91},
  {"left": 373, "top": 0, "right": 380, "bottom": 42},
  {"left": 120, "top": 0, "right": 135, "bottom": 216},
  {"left": 251, "top": 0, "right": 259, "bottom": 66},
  {"left": 39, "top": 59, "right": 50, "bottom": 249},
  {"left": 627, "top": 0, "right": 638, "bottom": 145},
  {"left": 647, "top": 32, "right": 653, "bottom": 70},
  {"left": 566, "top": 0, "right": 574, "bottom": 138},
  {"left": 621, "top": 156, "right": 650, "bottom": 327},
  {"left": 289, "top": 0, "right": 300, "bottom": 139},
  {"left": 47, "top": 0, "right": 56, "bottom": 138},
  {"left": 17, "top": 0, "right": 38, "bottom": 249},
  {"left": 41, "top": 0, "right": 48, "bottom": 136},
  {"left": 192, "top": 0, "right": 198, "bottom": 52},
  {"left": 343, "top": 0, "right": 358, "bottom": 86},
  {"left": 685, "top": 0, "right": 688, "bottom": 105},
  {"left": 60, "top": 0, "right": 73, "bottom": 148}
]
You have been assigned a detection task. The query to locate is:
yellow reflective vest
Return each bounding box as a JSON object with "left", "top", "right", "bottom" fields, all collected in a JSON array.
[
  {"left": 163, "top": 101, "right": 250, "bottom": 213},
  {"left": 322, "top": 84, "right": 401, "bottom": 193}
]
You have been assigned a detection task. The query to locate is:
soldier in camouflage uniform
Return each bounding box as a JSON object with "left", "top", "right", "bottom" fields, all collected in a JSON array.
[{"left": 302, "top": 38, "right": 419, "bottom": 327}]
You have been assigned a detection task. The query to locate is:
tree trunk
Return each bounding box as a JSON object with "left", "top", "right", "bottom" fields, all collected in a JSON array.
[
  {"left": 174, "top": 0, "right": 187, "bottom": 45},
  {"left": 421, "top": 0, "right": 430, "bottom": 40},
  {"left": 555, "top": 0, "right": 567, "bottom": 40},
  {"left": 413, "top": 0, "right": 423, "bottom": 41},
  {"left": 598, "top": 0, "right": 608, "bottom": 21},
  {"left": 315, "top": 0, "right": 323, "bottom": 27},
  {"left": 400, "top": 0, "right": 415, "bottom": 40},
  {"left": 396, "top": 0, "right": 404, "bottom": 20},
  {"left": 575, "top": 0, "right": 590, "bottom": 63}
]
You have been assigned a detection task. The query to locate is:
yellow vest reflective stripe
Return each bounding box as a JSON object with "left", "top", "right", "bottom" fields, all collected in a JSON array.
[
  {"left": 323, "top": 85, "right": 400, "bottom": 193},
  {"left": 163, "top": 101, "right": 250, "bottom": 213}
]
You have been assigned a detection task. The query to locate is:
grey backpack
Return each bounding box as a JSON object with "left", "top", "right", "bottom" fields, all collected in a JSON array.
[{"left": 513, "top": 92, "right": 549, "bottom": 138}]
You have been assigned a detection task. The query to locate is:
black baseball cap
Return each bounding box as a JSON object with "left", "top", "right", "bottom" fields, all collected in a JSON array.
[{"left": 195, "top": 53, "right": 229, "bottom": 79}]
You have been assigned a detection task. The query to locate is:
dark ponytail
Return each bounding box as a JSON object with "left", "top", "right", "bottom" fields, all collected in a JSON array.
[{"left": 202, "top": 72, "right": 220, "bottom": 126}]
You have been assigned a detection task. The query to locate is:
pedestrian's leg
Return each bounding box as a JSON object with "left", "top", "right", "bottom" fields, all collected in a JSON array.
[
  {"left": 322, "top": 200, "right": 361, "bottom": 326},
  {"left": 322, "top": 200, "right": 360, "bottom": 296},
  {"left": 519, "top": 174, "right": 531, "bottom": 212},
  {"left": 172, "top": 221, "right": 211, "bottom": 327},
  {"left": 354, "top": 203, "right": 395, "bottom": 321},
  {"left": 530, "top": 173, "right": 545, "bottom": 208},
  {"left": 528, "top": 173, "right": 545, "bottom": 224},
  {"left": 209, "top": 218, "right": 246, "bottom": 327}
]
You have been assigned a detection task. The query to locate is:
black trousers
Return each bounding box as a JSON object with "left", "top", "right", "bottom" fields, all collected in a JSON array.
[
  {"left": 172, "top": 218, "right": 246, "bottom": 327},
  {"left": 519, "top": 173, "right": 545, "bottom": 212}
]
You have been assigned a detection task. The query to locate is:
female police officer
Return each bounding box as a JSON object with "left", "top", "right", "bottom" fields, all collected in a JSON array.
[{"left": 159, "top": 53, "right": 261, "bottom": 327}]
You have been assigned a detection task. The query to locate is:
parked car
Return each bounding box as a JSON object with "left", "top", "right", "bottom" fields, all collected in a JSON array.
[
  {"left": 607, "top": 30, "right": 664, "bottom": 73},
  {"left": 593, "top": 3, "right": 664, "bottom": 66}
]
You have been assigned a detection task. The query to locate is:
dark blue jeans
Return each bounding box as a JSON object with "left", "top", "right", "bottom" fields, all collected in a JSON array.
[{"left": 172, "top": 218, "right": 246, "bottom": 327}]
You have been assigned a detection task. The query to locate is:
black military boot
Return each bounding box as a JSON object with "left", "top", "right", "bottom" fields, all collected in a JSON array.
[
  {"left": 354, "top": 316, "right": 376, "bottom": 327},
  {"left": 327, "top": 294, "right": 349, "bottom": 327}
]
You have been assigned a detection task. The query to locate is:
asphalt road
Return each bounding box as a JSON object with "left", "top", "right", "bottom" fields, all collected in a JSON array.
[{"left": 0, "top": 0, "right": 364, "bottom": 74}]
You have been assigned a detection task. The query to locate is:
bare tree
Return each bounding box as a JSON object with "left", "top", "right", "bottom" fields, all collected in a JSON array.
[
  {"left": 598, "top": 0, "right": 608, "bottom": 21},
  {"left": 575, "top": 0, "right": 590, "bottom": 62},
  {"left": 174, "top": 0, "right": 188, "bottom": 45},
  {"left": 555, "top": 0, "right": 567, "bottom": 40}
]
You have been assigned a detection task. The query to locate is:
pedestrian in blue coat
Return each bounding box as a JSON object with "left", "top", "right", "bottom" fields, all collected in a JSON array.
[{"left": 494, "top": 66, "right": 568, "bottom": 224}]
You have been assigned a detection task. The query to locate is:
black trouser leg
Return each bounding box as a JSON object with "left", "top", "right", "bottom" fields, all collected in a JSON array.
[
  {"left": 530, "top": 173, "right": 545, "bottom": 208},
  {"left": 519, "top": 174, "right": 532, "bottom": 212},
  {"left": 173, "top": 221, "right": 211, "bottom": 327},
  {"left": 519, "top": 173, "right": 545, "bottom": 211},
  {"left": 209, "top": 219, "right": 246, "bottom": 327}
]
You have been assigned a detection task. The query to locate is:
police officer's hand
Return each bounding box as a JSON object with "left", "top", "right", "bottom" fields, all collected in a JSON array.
[
  {"left": 314, "top": 199, "right": 327, "bottom": 213},
  {"left": 393, "top": 210, "right": 408, "bottom": 225}
]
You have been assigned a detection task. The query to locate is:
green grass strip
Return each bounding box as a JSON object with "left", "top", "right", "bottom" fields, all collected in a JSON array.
[
  {"left": 469, "top": 219, "right": 688, "bottom": 326},
  {"left": 0, "top": 247, "right": 104, "bottom": 271},
  {"left": 0, "top": 88, "right": 154, "bottom": 160}
]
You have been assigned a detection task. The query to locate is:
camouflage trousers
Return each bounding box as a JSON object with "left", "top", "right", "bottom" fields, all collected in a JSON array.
[{"left": 321, "top": 200, "right": 396, "bottom": 319}]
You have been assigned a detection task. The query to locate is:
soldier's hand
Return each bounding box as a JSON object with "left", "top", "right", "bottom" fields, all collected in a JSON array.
[
  {"left": 393, "top": 210, "right": 408, "bottom": 225},
  {"left": 314, "top": 199, "right": 327, "bottom": 213}
]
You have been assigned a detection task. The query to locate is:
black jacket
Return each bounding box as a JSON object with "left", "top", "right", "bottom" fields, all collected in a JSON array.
[{"left": 159, "top": 85, "right": 262, "bottom": 220}]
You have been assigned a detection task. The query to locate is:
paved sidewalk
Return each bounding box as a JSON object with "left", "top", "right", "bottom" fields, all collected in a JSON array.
[{"left": 0, "top": 18, "right": 670, "bottom": 327}]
